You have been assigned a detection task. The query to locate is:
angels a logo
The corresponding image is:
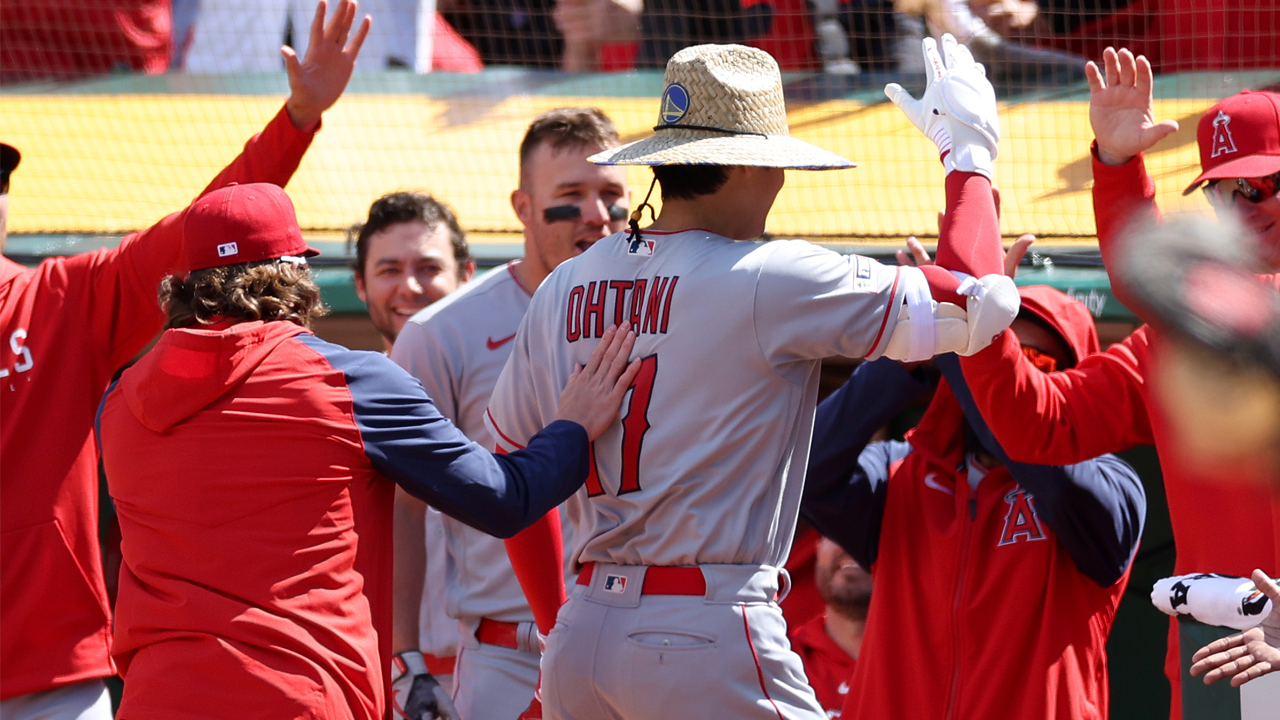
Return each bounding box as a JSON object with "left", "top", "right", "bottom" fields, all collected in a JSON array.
[
  {"left": 1211, "top": 111, "right": 1238, "bottom": 158},
  {"left": 997, "top": 489, "right": 1046, "bottom": 546}
]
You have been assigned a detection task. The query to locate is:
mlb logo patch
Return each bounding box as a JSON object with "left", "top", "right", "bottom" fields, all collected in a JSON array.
[
  {"left": 603, "top": 575, "right": 628, "bottom": 593},
  {"left": 854, "top": 255, "right": 874, "bottom": 291},
  {"left": 628, "top": 237, "right": 655, "bottom": 257},
  {"left": 217, "top": 242, "right": 240, "bottom": 258}
]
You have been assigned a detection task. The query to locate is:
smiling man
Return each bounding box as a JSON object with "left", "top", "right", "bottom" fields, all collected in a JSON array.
[
  {"left": 388, "top": 107, "right": 629, "bottom": 720},
  {"left": 351, "top": 192, "right": 476, "bottom": 352}
]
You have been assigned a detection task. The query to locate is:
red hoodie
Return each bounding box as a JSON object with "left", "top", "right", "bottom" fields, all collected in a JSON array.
[
  {"left": 958, "top": 147, "right": 1280, "bottom": 719},
  {"left": 99, "top": 321, "right": 593, "bottom": 720},
  {"left": 805, "top": 287, "right": 1144, "bottom": 720},
  {"left": 0, "top": 106, "right": 313, "bottom": 700}
]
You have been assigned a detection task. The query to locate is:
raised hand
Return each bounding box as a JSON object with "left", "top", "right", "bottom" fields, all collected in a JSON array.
[
  {"left": 1190, "top": 569, "right": 1280, "bottom": 687},
  {"left": 885, "top": 34, "right": 1000, "bottom": 178},
  {"left": 934, "top": 35, "right": 1000, "bottom": 179},
  {"left": 283, "top": 0, "right": 372, "bottom": 131},
  {"left": 895, "top": 234, "right": 1034, "bottom": 278},
  {"left": 556, "top": 322, "right": 642, "bottom": 440},
  {"left": 885, "top": 36, "right": 953, "bottom": 161},
  {"left": 1085, "top": 47, "right": 1179, "bottom": 167}
]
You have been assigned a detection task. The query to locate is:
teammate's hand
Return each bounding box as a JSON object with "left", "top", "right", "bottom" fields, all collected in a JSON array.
[
  {"left": 895, "top": 234, "right": 1034, "bottom": 279},
  {"left": 556, "top": 322, "right": 642, "bottom": 440},
  {"left": 1086, "top": 46, "right": 1179, "bottom": 167},
  {"left": 956, "top": 274, "right": 1021, "bottom": 355},
  {"left": 391, "top": 651, "right": 461, "bottom": 720},
  {"left": 283, "top": 0, "right": 372, "bottom": 132},
  {"left": 933, "top": 35, "right": 1000, "bottom": 179},
  {"left": 885, "top": 36, "right": 952, "bottom": 163},
  {"left": 1190, "top": 570, "right": 1280, "bottom": 687}
]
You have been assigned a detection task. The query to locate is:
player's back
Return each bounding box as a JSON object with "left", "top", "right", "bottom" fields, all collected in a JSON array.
[{"left": 487, "top": 229, "right": 903, "bottom": 571}]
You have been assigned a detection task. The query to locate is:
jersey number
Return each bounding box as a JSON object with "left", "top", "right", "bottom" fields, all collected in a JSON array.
[{"left": 585, "top": 354, "right": 657, "bottom": 497}]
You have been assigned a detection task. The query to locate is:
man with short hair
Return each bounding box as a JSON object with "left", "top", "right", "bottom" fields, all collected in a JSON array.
[
  {"left": 0, "top": 3, "right": 367, "bottom": 717},
  {"left": 389, "top": 106, "right": 629, "bottom": 720},
  {"left": 347, "top": 190, "right": 475, "bottom": 719},
  {"left": 487, "top": 39, "right": 1020, "bottom": 720},
  {"left": 787, "top": 536, "right": 870, "bottom": 718},
  {"left": 350, "top": 191, "right": 476, "bottom": 352}
]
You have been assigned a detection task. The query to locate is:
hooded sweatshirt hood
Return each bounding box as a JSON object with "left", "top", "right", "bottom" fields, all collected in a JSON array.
[
  {"left": 119, "top": 321, "right": 309, "bottom": 432},
  {"left": 907, "top": 285, "right": 1100, "bottom": 459}
]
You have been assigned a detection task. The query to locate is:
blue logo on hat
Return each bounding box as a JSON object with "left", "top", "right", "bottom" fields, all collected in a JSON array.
[{"left": 660, "top": 83, "right": 689, "bottom": 125}]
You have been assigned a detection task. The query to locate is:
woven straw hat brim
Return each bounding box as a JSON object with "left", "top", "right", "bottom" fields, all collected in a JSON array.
[{"left": 589, "top": 130, "right": 855, "bottom": 170}]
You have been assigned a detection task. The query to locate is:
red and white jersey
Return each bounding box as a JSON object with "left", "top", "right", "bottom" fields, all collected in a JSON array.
[
  {"left": 393, "top": 263, "right": 568, "bottom": 624},
  {"left": 486, "top": 229, "right": 907, "bottom": 569}
]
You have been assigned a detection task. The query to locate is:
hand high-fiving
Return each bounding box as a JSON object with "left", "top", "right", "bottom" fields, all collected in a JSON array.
[
  {"left": 284, "top": 0, "right": 372, "bottom": 131},
  {"left": 886, "top": 34, "right": 1000, "bottom": 179},
  {"left": 1086, "top": 47, "right": 1180, "bottom": 167}
]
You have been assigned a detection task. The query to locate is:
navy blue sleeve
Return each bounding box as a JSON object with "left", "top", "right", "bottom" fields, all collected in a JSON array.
[
  {"left": 297, "top": 335, "right": 589, "bottom": 539},
  {"left": 936, "top": 353, "right": 1146, "bottom": 587},
  {"left": 801, "top": 357, "right": 929, "bottom": 569}
]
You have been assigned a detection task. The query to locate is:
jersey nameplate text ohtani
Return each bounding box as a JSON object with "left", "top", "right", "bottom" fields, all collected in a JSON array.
[{"left": 565, "top": 276, "right": 680, "bottom": 342}]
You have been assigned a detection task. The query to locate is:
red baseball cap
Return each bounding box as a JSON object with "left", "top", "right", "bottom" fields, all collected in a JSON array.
[
  {"left": 1183, "top": 90, "right": 1280, "bottom": 195},
  {"left": 182, "top": 183, "right": 319, "bottom": 271}
]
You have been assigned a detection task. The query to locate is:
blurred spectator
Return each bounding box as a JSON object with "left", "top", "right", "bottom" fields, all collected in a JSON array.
[
  {"left": 555, "top": 0, "right": 641, "bottom": 71},
  {"left": 0, "top": 0, "right": 172, "bottom": 83},
  {"left": 183, "top": 0, "right": 457, "bottom": 72},
  {"left": 443, "top": 0, "right": 562, "bottom": 67},
  {"left": 788, "top": 535, "right": 870, "bottom": 718},
  {"left": 634, "top": 0, "right": 776, "bottom": 69},
  {"left": 897, "top": 0, "right": 1084, "bottom": 84},
  {"left": 808, "top": 0, "right": 898, "bottom": 74}
]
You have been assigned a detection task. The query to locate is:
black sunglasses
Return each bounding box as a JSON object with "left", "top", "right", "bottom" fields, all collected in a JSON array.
[{"left": 1202, "top": 170, "right": 1280, "bottom": 206}]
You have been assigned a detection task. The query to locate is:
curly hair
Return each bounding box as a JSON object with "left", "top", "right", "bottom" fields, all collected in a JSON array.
[{"left": 160, "top": 260, "right": 329, "bottom": 330}]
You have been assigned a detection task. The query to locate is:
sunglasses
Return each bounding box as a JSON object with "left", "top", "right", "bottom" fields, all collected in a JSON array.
[
  {"left": 1021, "top": 345, "right": 1059, "bottom": 374},
  {"left": 1202, "top": 170, "right": 1280, "bottom": 207}
]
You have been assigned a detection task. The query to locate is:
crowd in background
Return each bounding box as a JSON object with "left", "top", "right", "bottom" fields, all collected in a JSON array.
[{"left": 1, "top": 0, "right": 1277, "bottom": 83}]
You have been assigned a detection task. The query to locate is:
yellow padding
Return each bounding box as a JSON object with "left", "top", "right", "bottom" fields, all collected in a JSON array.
[{"left": 1, "top": 95, "right": 1215, "bottom": 240}]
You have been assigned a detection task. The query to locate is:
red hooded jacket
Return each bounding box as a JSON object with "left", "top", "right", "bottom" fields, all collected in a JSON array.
[
  {"left": 957, "top": 147, "right": 1280, "bottom": 719},
  {"left": 0, "top": 106, "right": 314, "bottom": 700},
  {"left": 98, "top": 321, "right": 591, "bottom": 720},
  {"left": 804, "top": 288, "right": 1145, "bottom": 720}
]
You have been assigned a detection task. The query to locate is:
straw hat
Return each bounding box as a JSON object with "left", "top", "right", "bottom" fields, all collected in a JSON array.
[{"left": 588, "top": 44, "right": 855, "bottom": 170}]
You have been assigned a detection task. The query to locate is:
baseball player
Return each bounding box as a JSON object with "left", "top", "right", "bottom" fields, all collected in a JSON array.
[
  {"left": 486, "top": 39, "right": 1018, "bottom": 720},
  {"left": 346, "top": 191, "right": 476, "bottom": 716},
  {"left": 0, "top": 3, "right": 366, "bottom": 718},
  {"left": 389, "top": 107, "right": 630, "bottom": 719},
  {"left": 953, "top": 46, "right": 1280, "bottom": 719}
]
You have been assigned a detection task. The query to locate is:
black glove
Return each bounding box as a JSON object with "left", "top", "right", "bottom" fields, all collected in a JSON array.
[{"left": 391, "top": 651, "right": 460, "bottom": 720}]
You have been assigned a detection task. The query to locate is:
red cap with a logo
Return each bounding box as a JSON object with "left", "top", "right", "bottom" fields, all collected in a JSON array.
[
  {"left": 182, "top": 183, "right": 320, "bottom": 271},
  {"left": 1183, "top": 90, "right": 1280, "bottom": 195}
]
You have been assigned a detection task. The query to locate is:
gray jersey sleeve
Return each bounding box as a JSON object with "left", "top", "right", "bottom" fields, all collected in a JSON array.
[
  {"left": 753, "top": 241, "right": 905, "bottom": 368},
  {"left": 392, "top": 319, "right": 459, "bottom": 423}
]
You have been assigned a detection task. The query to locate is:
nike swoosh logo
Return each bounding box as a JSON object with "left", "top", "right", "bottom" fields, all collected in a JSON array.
[
  {"left": 487, "top": 333, "right": 517, "bottom": 351},
  {"left": 838, "top": 681, "right": 850, "bottom": 695},
  {"left": 923, "top": 472, "right": 954, "bottom": 496}
]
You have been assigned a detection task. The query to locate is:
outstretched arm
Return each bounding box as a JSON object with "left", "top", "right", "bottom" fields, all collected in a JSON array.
[
  {"left": 1086, "top": 46, "right": 1177, "bottom": 316},
  {"left": 94, "top": 0, "right": 370, "bottom": 369},
  {"left": 801, "top": 358, "right": 930, "bottom": 569},
  {"left": 1191, "top": 570, "right": 1280, "bottom": 687},
  {"left": 958, "top": 325, "right": 1154, "bottom": 465}
]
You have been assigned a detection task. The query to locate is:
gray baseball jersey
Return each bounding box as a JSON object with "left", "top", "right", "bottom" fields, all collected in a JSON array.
[
  {"left": 485, "top": 230, "right": 907, "bottom": 570},
  {"left": 392, "top": 263, "right": 571, "bottom": 625},
  {"left": 417, "top": 508, "right": 458, "bottom": 660}
]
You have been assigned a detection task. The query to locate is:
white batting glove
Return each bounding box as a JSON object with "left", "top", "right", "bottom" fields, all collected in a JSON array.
[
  {"left": 885, "top": 36, "right": 953, "bottom": 164},
  {"left": 880, "top": 272, "right": 1019, "bottom": 360},
  {"left": 935, "top": 35, "right": 1000, "bottom": 179},
  {"left": 391, "top": 651, "right": 460, "bottom": 720},
  {"left": 955, "top": 274, "right": 1019, "bottom": 355}
]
